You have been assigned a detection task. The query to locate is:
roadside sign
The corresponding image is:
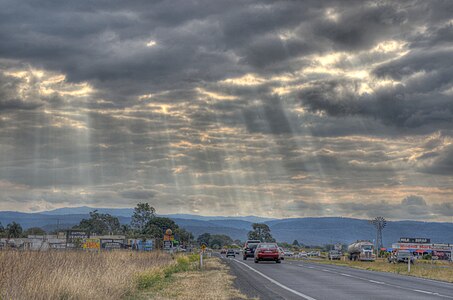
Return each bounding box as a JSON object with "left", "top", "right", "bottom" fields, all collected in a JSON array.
[
  {"left": 201, "top": 243, "right": 207, "bottom": 252},
  {"left": 163, "top": 240, "right": 172, "bottom": 250},
  {"left": 83, "top": 238, "right": 100, "bottom": 250}
]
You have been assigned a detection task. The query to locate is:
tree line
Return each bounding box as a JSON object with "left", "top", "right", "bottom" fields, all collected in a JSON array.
[
  {"left": 0, "top": 203, "right": 194, "bottom": 246},
  {"left": 0, "top": 222, "right": 46, "bottom": 238}
]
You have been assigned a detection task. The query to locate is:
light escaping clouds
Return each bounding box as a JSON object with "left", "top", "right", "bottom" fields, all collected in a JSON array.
[{"left": 0, "top": 0, "right": 452, "bottom": 220}]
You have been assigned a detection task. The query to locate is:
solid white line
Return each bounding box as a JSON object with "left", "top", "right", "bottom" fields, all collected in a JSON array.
[
  {"left": 369, "top": 280, "right": 384, "bottom": 284},
  {"left": 233, "top": 260, "right": 317, "bottom": 300}
]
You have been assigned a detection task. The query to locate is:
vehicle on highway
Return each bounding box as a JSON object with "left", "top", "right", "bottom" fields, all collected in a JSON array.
[
  {"left": 226, "top": 249, "right": 236, "bottom": 258},
  {"left": 328, "top": 250, "right": 342, "bottom": 260},
  {"left": 243, "top": 240, "right": 261, "bottom": 260},
  {"left": 283, "top": 250, "right": 294, "bottom": 257},
  {"left": 278, "top": 247, "right": 285, "bottom": 260},
  {"left": 254, "top": 243, "right": 281, "bottom": 263},
  {"left": 388, "top": 250, "right": 416, "bottom": 264},
  {"left": 296, "top": 251, "right": 308, "bottom": 258},
  {"left": 307, "top": 251, "right": 320, "bottom": 257},
  {"left": 220, "top": 249, "right": 227, "bottom": 254},
  {"left": 235, "top": 249, "right": 240, "bottom": 255},
  {"left": 347, "top": 241, "right": 376, "bottom": 261}
]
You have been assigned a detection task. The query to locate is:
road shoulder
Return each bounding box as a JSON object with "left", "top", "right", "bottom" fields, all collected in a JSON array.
[{"left": 138, "top": 257, "right": 250, "bottom": 300}]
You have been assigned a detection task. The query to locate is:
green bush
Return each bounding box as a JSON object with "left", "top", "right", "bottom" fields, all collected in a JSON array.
[
  {"left": 422, "top": 254, "right": 432, "bottom": 260},
  {"left": 137, "top": 254, "right": 199, "bottom": 290}
]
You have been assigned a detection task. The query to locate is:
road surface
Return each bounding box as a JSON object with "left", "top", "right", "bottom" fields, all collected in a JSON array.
[{"left": 220, "top": 255, "right": 453, "bottom": 300}]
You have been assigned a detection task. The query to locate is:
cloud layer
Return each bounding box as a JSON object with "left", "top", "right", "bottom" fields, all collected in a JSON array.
[{"left": 0, "top": 0, "right": 452, "bottom": 220}]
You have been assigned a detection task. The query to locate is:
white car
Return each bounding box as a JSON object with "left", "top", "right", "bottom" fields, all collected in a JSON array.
[
  {"left": 308, "top": 251, "right": 320, "bottom": 257},
  {"left": 296, "top": 252, "right": 308, "bottom": 258},
  {"left": 283, "top": 250, "right": 294, "bottom": 257}
]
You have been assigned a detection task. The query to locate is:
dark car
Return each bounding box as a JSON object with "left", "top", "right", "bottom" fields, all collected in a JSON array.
[
  {"left": 254, "top": 243, "right": 281, "bottom": 263},
  {"left": 388, "top": 250, "right": 416, "bottom": 264},
  {"left": 226, "top": 249, "right": 235, "bottom": 258},
  {"left": 243, "top": 240, "right": 261, "bottom": 260}
]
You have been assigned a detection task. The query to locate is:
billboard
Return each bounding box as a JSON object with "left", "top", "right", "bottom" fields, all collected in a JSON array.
[
  {"left": 100, "top": 238, "right": 125, "bottom": 250},
  {"left": 129, "top": 239, "right": 154, "bottom": 251},
  {"left": 66, "top": 230, "right": 89, "bottom": 243},
  {"left": 83, "top": 238, "right": 100, "bottom": 250},
  {"left": 399, "top": 237, "right": 431, "bottom": 244}
]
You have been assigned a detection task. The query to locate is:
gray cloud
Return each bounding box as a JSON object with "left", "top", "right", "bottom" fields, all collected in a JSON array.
[{"left": 119, "top": 189, "right": 157, "bottom": 200}]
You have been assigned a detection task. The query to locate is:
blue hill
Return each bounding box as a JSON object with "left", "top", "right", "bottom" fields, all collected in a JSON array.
[{"left": 1, "top": 208, "right": 452, "bottom": 246}]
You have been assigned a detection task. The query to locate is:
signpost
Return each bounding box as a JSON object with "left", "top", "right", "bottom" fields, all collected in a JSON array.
[
  {"left": 163, "top": 240, "right": 172, "bottom": 250},
  {"left": 163, "top": 229, "right": 174, "bottom": 252},
  {"left": 200, "top": 243, "right": 207, "bottom": 269}
]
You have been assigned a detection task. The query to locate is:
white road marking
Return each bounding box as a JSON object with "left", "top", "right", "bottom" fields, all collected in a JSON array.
[
  {"left": 233, "top": 259, "right": 317, "bottom": 300},
  {"left": 296, "top": 263, "right": 453, "bottom": 299},
  {"left": 230, "top": 258, "right": 453, "bottom": 299}
]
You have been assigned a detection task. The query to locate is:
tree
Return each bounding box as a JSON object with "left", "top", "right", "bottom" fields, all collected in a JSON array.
[
  {"left": 197, "top": 233, "right": 211, "bottom": 246},
  {"left": 247, "top": 223, "right": 275, "bottom": 242},
  {"left": 175, "top": 228, "right": 193, "bottom": 246},
  {"left": 142, "top": 217, "right": 178, "bottom": 238},
  {"left": 209, "top": 234, "right": 233, "bottom": 249},
  {"left": 6, "top": 222, "right": 23, "bottom": 238},
  {"left": 74, "top": 210, "right": 121, "bottom": 235},
  {"left": 131, "top": 202, "right": 155, "bottom": 232},
  {"left": 0, "top": 222, "right": 5, "bottom": 238},
  {"left": 23, "top": 227, "right": 46, "bottom": 236},
  {"left": 292, "top": 240, "right": 300, "bottom": 247}
]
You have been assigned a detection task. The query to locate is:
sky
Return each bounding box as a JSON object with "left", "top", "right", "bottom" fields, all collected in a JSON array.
[{"left": 0, "top": 0, "right": 452, "bottom": 221}]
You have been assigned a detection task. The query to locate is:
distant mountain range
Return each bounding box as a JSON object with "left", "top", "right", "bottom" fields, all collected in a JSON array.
[{"left": 1, "top": 206, "right": 452, "bottom": 247}]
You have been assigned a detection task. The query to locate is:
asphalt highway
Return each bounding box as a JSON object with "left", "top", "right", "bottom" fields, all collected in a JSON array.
[{"left": 219, "top": 255, "right": 453, "bottom": 300}]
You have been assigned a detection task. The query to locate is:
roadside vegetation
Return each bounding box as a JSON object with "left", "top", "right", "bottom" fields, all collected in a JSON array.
[
  {"left": 137, "top": 256, "right": 250, "bottom": 300},
  {"left": 296, "top": 257, "right": 453, "bottom": 283},
  {"left": 0, "top": 250, "right": 172, "bottom": 299},
  {"left": 0, "top": 250, "right": 248, "bottom": 300}
]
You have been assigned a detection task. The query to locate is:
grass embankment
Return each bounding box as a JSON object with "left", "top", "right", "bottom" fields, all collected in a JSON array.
[
  {"left": 299, "top": 257, "right": 453, "bottom": 283},
  {"left": 0, "top": 250, "right": 172, "bottom": 299},
  {"left": 137, "top": 256, "right": 250, "bottom": 300}
]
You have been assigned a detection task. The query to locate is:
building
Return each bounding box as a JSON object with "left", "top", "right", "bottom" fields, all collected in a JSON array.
[{"left": 391, "top": 237, "right": 453, "bottom": 260}]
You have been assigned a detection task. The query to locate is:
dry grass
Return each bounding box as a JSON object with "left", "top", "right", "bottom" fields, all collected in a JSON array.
[
  {"left": 0, "top": 250, "right": 173, "bottom": 300},
  {"left": 301, "top": 258, "right": 453, "bottom": 283},
  {"left": 140, "top": 257, "right": 250, "bottom": 300}
]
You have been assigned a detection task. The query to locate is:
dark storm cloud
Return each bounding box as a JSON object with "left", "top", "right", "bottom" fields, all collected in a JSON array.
[
  {"left": 299, "top": 76, "right": 453, "bottom": 129},
  {"left": 420, "top": 144, "right": 453, "bottom": 176},
  {"left": 313, "top": 3, "right": 408, "bottom": 51}
]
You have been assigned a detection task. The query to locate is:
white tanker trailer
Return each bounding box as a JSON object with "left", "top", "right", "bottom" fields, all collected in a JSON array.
[{"left": 347, "top": 241, "right": 376, "bottom": 261}]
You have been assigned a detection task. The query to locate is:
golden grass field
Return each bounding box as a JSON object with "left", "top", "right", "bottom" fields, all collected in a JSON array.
[
  {"left": 0, "top": 250, "right": 173, "bottom": 300},
  {"left": 306, "top": 257, "right": 453, "bottom": 283}
]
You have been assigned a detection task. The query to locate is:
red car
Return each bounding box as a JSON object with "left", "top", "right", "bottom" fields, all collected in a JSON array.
[{"left": 254, "top": 243, "right": 281, "bottom": 263}]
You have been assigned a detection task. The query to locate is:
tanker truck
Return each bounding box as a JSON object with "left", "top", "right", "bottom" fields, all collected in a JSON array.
[{"left": 347, "top": 241, "right": 376, "bottom": 261}]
